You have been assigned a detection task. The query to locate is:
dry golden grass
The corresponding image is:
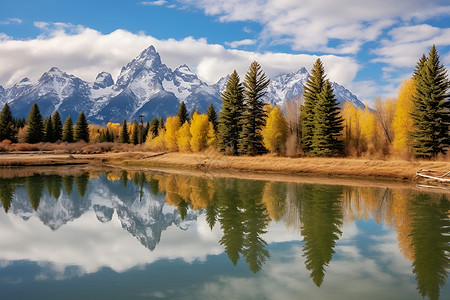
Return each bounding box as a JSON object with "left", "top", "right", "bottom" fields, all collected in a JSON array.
[
  {"left": 2, "top": 147, "right": 450, "bottom": 181},
  {"left": 108, "top": 150, "right": 450, "bottom": 181}
]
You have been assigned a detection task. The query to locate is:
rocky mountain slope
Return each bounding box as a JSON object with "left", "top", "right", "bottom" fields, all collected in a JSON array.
[{"left": 0, "top": 46, "right": 364, "bottom": 123}]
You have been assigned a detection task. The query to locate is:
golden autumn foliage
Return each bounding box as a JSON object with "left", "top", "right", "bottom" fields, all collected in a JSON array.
[
  {"left": 262, "top": 106, "right": 288, "bottom": 154},
  {"left": 88, "top": 125, "right": 103, "bottom": 143},
  {"left": 342, "top": 99, "right": 397, "bottom": 157},
  {"left": 164, "top": 116, "right": 180, "bottom": 151},
  {"left": 190, "top": 112, "right": 209, "bottom": 152},
  {"left": 107, "top": 122, "right": 121, "bottom": 141},
  {"left": 146, "top": 129, "right": 165, "bottom": 149},
  {"left": 207, "top": 122, "right": 217, "bottom": 147},
  {"left": 177, "top": 121, "right": 191, "bottom": 152},
  {"left": 392, "top": 79, "right": 416, "bottom": 155}
]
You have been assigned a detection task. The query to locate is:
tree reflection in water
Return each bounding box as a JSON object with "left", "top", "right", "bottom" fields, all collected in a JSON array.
[{"left": 0, "top": 170, "right": 449, "bottom": 298}]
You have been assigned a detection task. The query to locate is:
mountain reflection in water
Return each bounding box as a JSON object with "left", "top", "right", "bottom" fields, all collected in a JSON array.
[{"left": 0, "top": 169, "right": 449, "bottom": 300}]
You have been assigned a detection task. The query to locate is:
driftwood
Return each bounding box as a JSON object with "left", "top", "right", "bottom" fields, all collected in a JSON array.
[
  {"left": 416, "top": 169, "right": 450, "bottom": 182},
  {"left": 141, "top": 152, "right": 168, "bottom": 159}
]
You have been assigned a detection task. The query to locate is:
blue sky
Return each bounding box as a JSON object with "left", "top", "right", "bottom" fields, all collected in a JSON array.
[{"left": 0, "top": 0, "right": 449, "bottom": 102}]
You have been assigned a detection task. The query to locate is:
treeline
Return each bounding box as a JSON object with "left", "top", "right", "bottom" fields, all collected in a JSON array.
[{"left": 1, "top": 45, "right": 449, "bottom": 158}]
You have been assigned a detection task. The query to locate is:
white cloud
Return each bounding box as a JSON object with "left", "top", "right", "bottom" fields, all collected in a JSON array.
[
  {"left": 0, "top": 18, "right": 22, "bottom": 25},
  {"left": 373, "top": 25, "right": 450, "bottom": 68},
  {"left": 0, "top": 26, "right": 359, "bottom": 88},
  {"left": 179, "top": 0, "right": 450, "bottom": 54},
  {"left": 140, "top": 1, "right": 168, "bottom": 6},
  {"left": 225, "top": 39, "right": 256, "bottom": 48},
  {"left": 0, "top": 33, "right": 11, "bottom": 41}
]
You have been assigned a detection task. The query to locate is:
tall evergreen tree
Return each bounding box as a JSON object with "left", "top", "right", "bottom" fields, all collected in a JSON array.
[
  {"left": 300, "top": 184, "right": 343, "bottom": 287},
  {"left": 143, "top": 121, "right": 150, "bottom": 143},
  {"left": 408, "top": 193, "right": 450, "bottom": 300},
  {"left": 0, "top": 103, "right": 17, "bottom": 142},
  {"left": 43, "top": 117, "right": 54, "bottom": 143},
  {"left": 149, "top": 117, "right": 159, "bottom": 139},
  {"left": 25, "top": 103, "right": 44, "bottom": 144},
  {"left": 206, "top": 103, "right": 218, "bottom": 130},
  {"left": 410, "top": 45, "right": 450, "bottom": 158},
  {"left": 120, "top": 119, "right": 130, "bottom": 143},
  {"left": 131, "top": 120, "right": 139, "bottom": 145},
  {"left": 238, "top": 61, "right": 270, "bottom": 155},
  {"left": 74, "top": 112, "right": 89, "bottom": 143},
  {"left": 62, "top": 116, "right": 74, "bottom": 143},
  {"left": 217, "top": 70, "right": 245, "bottom": 154},
  {"left": 52, "top": 111, "right": 63, "bottom": 142},
  {"left": 310, "top": 81, "right": 344, "bottom": 156},
  {"left": 177, "top": 101, "right": 189, "bottom": 125},
  {"left": 301, "top": 59, "right": 326, "bottom": 153},
  {"left": 159, "top": 117, "right": 165, "bottom": 130}
]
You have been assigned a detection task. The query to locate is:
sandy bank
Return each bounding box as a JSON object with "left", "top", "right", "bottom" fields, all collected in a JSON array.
[{"left": 2, "top": 151, "right": 449, "bottom": 182}]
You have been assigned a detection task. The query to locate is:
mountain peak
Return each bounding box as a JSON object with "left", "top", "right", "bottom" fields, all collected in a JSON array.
[
  {"left": 48, "top": 66, "right": 64, "bottom": 74},
  {"left": 93, "top": 72, "right": 114, "bottom": 89},
  {"left": 116, "top": 45, "right": 170, "bottom": 89},
  {"left": 19, "top": 77, "right": 32, "bottom": 83},
  {"left": 136, "top": 45, "right": 160, "bottom": 63},
  {"left": 296, "top": 67, "right": 308, "bottom": 74}
]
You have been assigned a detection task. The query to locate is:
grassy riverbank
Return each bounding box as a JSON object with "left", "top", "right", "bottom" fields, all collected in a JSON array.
[{"left": 2, "top": 150, "right": 450, "bottom": 181}]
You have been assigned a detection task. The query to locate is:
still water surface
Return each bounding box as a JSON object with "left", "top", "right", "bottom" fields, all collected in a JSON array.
[{"left": 0, "top": 169, "right": 449, "bottom": 300}]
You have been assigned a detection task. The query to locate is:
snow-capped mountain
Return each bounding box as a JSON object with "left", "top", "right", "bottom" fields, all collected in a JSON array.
[
  {"left": 264, "top": 67, "right": 364, "bottom": 109},
  {"left": 6, "top": 174, "right": 200, "bottom": 251},
  {"left": 0, "top": 45, "right": 364, "bottom": 123}
]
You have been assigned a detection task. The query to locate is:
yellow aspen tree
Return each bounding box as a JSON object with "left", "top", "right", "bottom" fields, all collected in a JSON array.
[
  {"left": 392, "top": 79, "right": 416, "bottom": 153},
  {"left": 145, "top": 128, "right": 166, "bottom": 149},
  {"left": 341, "top": 102, "right": 360, "bottom": 155},
  {"left": 360, "top": 104, "right": 376, "bottom": 146},
  {"left": 262, "top": 106, "right": 288, "bottom": 153},
  {"left": 190, "top": 112, "right": 209, "bottom": 152},
  {"left": 207, "top": 121, "right": 217, "bottom": 147},
  {"left": 107, "top": 122, "right": 121, "bottom": 140},
  {"left": 164, "top": 116, "right": 180, "bottom": 151},
  {"left": 88, "top": 125, "right": 101, "bottom": 143},
  {"left": 177, "top": 121, "right": 191, "bottom": 152}
]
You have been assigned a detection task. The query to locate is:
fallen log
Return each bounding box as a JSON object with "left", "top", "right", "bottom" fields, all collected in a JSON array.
[{"left": 416, "top": 169, "right": 450, "bottom": 182}]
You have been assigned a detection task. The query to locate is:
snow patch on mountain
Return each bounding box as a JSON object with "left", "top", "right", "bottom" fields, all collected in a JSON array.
[{"left": 1, "top": 45, "right": 364, "bottom": 123}]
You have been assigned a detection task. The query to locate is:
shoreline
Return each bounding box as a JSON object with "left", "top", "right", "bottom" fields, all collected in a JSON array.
[{"left": 1, "top": 151, "right": 450, "bottom": 183}]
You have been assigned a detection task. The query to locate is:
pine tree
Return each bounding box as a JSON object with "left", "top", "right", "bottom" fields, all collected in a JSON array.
[
  {"left": 177, "top": 101, "right": 189, "bottom": 125},
  {"left": 131, "top": 120, "right": 139, "bottom": 145},
  {"left": 206, "top": 103, "right": 218, "bottom": 130},
  {"left": 218, "top": 70, "right": 245, "bottom": 154},
  {"left": 43, "top": 117, "right": 54, "bottom": 142},
  {"left": 62, "top": 116, "right": 74, "bottom": 143},
  {"left": 51, "top": 111, "right": 62, "bottom": 142},
  {"left": 74, "top": 112, "right": 90, "bottom": 143},
  {"left": 238, "top": 61, "right": 270, "bottom": 155},
  {"left": 0, "top": 103, "right": 17, "bottom": 142},
  {"left": 410, "top": 45, "right": 450, "bottom": 158},
  {"left": 301, "top": 59, "right": 326, "bottom": 153},
  {"left": 149, "top": 117, "right": 159, "bottom": 139},
  {"left": 25, "top": 103, "right": 44, "bottom": 144},
  {"left": 310, "top": 81, "right": 344, "bottom": 156},
  {"left": 120, "top": 119, "right": 130, "bottom": 143},
  {"left": 142, "top": 121, "right": 150, "bottom": 143}
]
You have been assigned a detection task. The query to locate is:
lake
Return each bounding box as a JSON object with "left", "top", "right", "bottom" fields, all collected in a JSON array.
[{"left": 0, "top": 168, "right": 449, "bottom": 300}]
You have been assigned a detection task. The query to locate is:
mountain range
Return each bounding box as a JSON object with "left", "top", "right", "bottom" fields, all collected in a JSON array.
[{"left": 0, "top": 45, "right": 364, "bottom": 124}]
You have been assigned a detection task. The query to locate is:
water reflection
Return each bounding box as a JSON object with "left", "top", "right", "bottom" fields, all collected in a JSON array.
[{"left": 0, "top": 170, "right": 449, "bottom": 299}]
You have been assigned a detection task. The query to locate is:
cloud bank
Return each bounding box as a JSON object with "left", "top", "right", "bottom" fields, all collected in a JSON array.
[{"left": 0, "top": 25, "right": 358, "bottom": 89}]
